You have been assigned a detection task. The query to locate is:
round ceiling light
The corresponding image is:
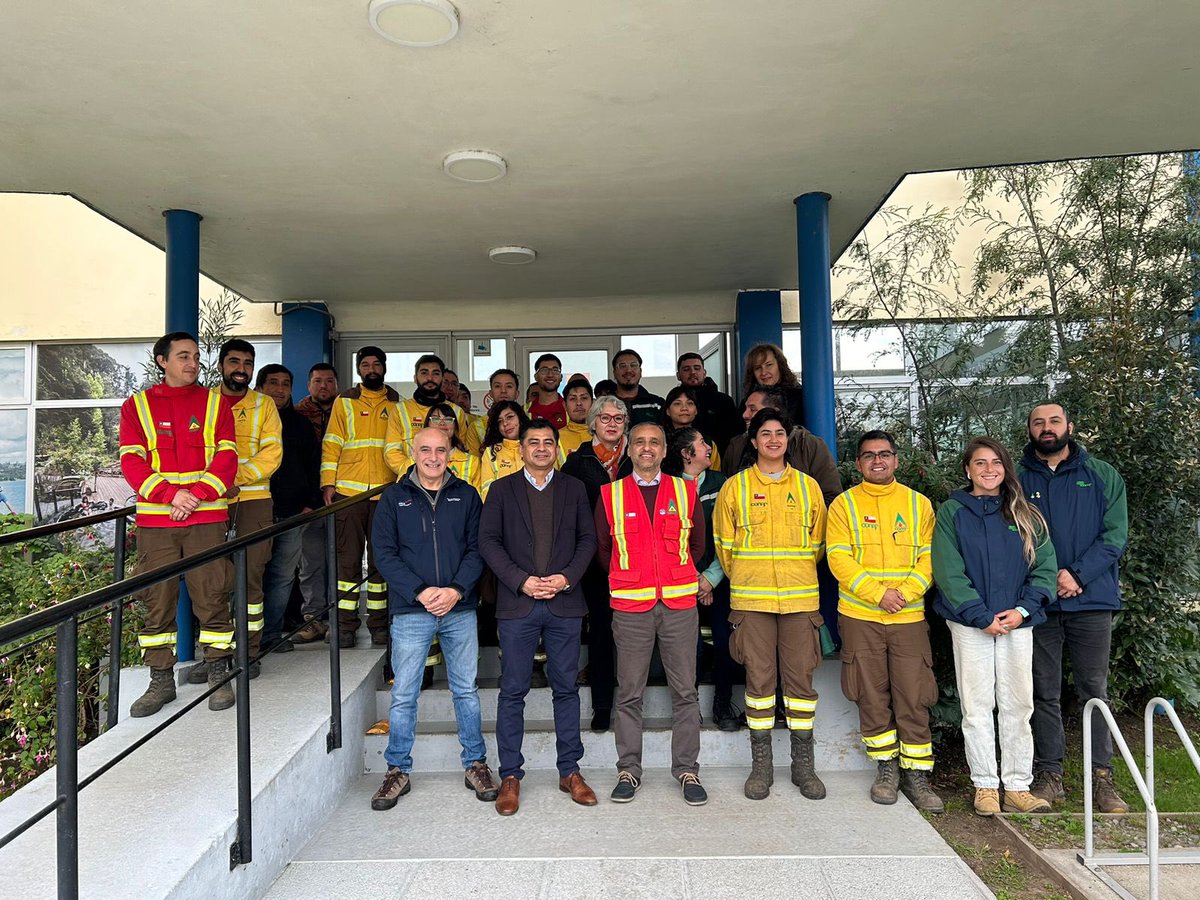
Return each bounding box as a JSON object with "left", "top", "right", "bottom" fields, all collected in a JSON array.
[
  {"left": 489, "top": 246, "right": 537, "bottom": 265},
  {"left": 443, "top": 150, "right": 508, "bottom": 183},
  {"left": 368, "top": 0, "right": 460, "bottom": 47}
]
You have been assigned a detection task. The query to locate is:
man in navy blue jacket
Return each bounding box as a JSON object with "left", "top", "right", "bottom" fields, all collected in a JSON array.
[
  {"left": 368, "top": 427, "right": 499, "bottom": 811},
  {"left": 1019, "top": 403, "right": 1129, "bottom": 814}
]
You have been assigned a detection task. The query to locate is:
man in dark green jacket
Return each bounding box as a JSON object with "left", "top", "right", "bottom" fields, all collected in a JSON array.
[{"left": 1019, "top": 403, "right": 1129, "bottom": 814}]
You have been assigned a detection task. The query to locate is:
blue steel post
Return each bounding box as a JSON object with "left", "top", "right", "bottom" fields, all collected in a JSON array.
[
  {"left": 733, "top": 291, "right": 783, "bottom": 401},
  {"left": 164, "top": 209, "right": 202, "bottom": 662},
  {"left": 794, "top": 192, "right": 837, "bottom": 459},
  {"left": 282, "top": 303, "right": 332, "bottom": 405}
]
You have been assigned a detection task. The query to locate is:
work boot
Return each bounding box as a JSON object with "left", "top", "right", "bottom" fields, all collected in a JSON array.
[
  {"left": 900, "top": 769, "right": 945, "bottom": 814},
  {"left": 370, "top": 628, "right": 388, "bottom": 647},
  {"left": 464, "top": 760, "right": 501, "bottom": 801},
  {"left": 207, "top": 658, "right": 236, "bottom": 711},
  {"left": 744, "top": 731, "right": 774, "bottom": 800},
  {"left": 293, "top": 617, "right": 327, "bottom": 644},
  {"left": 337, "top": 630, "right": 355, "bottom": 650},
  {"left": 973, "top": 787, "right": 1000, "bottom": 816},
  {"left": 1030, "top": 769, "right": 1065, "bottom": 806},
  {"left": 870, "top": 758, "right": 900, "bottom": 805},
  {"left": 790, "top": 731, "right": 826, "bottom": 799},
  {"left": 185, "top": 660, "right": 209, "bottom": 685},
  {"left": 1002, "top": 789, "right": 1051, "bottom": 813},
  {"left": 129, "top": 667, "right": 177, "bottom": 718},
  {"left": 1093, "top": 767, "right": 1130, "bottom": 814}
]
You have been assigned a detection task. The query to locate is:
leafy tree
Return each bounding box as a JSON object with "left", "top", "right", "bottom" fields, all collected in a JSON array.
[
  {"left": 965, "top": 154, "right": 1200, "bottom": 708},
  {"left": 140, "top": 289, "right": 246, "bottom": 389}
]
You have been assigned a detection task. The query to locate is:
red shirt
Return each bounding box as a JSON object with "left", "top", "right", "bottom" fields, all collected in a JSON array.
[{"left": 528, "top": 395, "right": 568, "bottom": 430}]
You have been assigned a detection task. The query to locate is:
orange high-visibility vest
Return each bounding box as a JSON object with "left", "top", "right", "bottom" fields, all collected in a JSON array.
[{"left": 601, "top": 475, "right": 699, "bottom": 612}]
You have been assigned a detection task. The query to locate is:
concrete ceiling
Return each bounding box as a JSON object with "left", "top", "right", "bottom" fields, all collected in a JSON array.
[{"left": 2, "top": 1, "right": 1197, "bottom": 306}]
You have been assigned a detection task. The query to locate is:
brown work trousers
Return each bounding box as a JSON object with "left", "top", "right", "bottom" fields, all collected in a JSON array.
[
  {"left": 335, "top": 496, "right": 388, "bottom": 633},
  {"left": 612, "top": 602, "right": 700, "bottom": 780},
  {"left": 136, "top": 522, "right": 233, "bottom": 668},
  {"left": 729, "top": 609, "right": 823, "bottom": 732},
  {"left": 839, "top": 615, "right": 938, "bottom": 770},
  {"left": 229, "top": 497, "right": 273, "bottom": 657}
]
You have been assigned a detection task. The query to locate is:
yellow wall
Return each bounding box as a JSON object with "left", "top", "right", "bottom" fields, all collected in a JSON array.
[{"left": 0, "top": 193, "right": 280, "bottom": 342}]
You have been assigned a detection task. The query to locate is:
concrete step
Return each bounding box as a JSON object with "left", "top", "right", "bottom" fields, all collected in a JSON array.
[{"left": 364, "top": 660, "right": 872, "bottom": 773}]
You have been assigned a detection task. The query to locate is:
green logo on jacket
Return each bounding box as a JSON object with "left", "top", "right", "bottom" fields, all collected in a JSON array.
[{"left": 1076, "top": 480, "right": 1092, "bottom": 488}]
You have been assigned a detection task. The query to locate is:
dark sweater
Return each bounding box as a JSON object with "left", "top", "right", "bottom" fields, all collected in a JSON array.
[
  {"left": 270, "top": 403, "right": 322, "bottom": 518},
  {"left": 525, "top": 477, "right": 556, "bottom": 576}
]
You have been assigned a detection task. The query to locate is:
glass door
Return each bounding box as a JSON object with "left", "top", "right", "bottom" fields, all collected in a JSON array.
[
  {"left": 512, "top": 335, "right": 620, "bottom": 397},
  {"left": 335, "top": 334, "right": 451, "bottom": 396}
]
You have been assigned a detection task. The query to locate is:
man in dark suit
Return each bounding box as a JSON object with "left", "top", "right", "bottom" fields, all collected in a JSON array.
[{"left": 480, "top": 418, "right": 599, "bottom": 816}]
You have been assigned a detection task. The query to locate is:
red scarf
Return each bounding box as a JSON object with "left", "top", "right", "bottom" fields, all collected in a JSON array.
[{"left": 592, "top": 437, "right": 627, "bottom": 481}]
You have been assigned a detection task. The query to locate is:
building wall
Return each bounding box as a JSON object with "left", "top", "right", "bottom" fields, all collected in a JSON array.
[{"left": 0, "top": 193, "right": 280, "bottom": 342}]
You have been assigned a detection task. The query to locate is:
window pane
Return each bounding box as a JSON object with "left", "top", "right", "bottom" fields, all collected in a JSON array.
[
  {"left": 0, "top": 408, "right": 29, "bottom": 517},
  {"left": 33, "top": 408, "right": 125, "bottom": 523},
  {"left": 527, "top": 350, "right": 610, "bottom": 389},
  {"left": 780, "top": 330, "right": 802, "bottom": 372},
  {"left": 0, "top": 348, "right": 27, "bottom": 403},
  {"left": 836, "top": 326, "right": 904, "bottom": 375},
  {"left": 457, "top": 337, "right": 508, "bottom": 384},
  {"left": 37, "top": 342, "right": 153, "bottom": 400},
  {"left": 620, "top": 334, "right": 676, "bottom": 378}
]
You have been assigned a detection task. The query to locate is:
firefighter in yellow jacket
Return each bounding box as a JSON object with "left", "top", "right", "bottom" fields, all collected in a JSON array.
[
  {"left": 827, "top": 430, "right": 944, "bottom": 813},
  {"left": 384, "top": 354, "right": 479, "bottom": 468},
  {"left": 322, "top": 346, "right": 400, "bottom": 648},
  {"left": 187, "top": 340, "right": 282, "bottom": 685},
  {"left": 714, "top": 408, "right": 827, "bottom": 802}
]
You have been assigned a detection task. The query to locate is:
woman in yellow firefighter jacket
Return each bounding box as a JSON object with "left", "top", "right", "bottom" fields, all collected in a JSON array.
[
  {"left": 385, "top": 401, "right": 482, "bottom": 493},
  {"left": 714, "top": 408, "right": 828, "bottom": 802},
  {"left": 479, "top": 401, "right": 531, "bottom": 500}
]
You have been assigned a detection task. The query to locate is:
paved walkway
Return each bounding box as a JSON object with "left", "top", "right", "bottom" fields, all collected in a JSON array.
[{"left": 266, "top": 768, "right": 992, "bottom": 899}]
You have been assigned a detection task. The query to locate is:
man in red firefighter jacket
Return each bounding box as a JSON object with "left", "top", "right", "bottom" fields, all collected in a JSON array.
[
  {"left": 120, "top": 332, "right": 240, "bottom": 716},
  {"left": 594, "top": 421, "right": 709, "bottom": 807}
]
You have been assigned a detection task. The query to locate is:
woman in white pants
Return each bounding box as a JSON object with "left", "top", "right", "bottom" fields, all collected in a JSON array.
[{"left": 932, "top": 437, "right": 1057, "bottom": 816}]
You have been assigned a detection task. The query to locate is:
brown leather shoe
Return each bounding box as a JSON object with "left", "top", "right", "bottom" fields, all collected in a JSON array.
[
  {"left": 495, "top": 776, "right": 520, "bottom": 816},
  {"left": 559, "top": 771, "right": 598, "bottom": 807}
]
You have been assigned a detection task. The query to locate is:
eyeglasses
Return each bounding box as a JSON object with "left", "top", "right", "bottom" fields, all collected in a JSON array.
[
  {"left": 614, "top": 362, "right": 641, "bottom": 371},
  {"left": 598, "top": 413, "right": 627, "bottom": 424},
  {"left": 858, "top": 450, "right": 897, "bottom": 462},
  {"left": 427, "top": 415, "right": 455, "bottom": 425},
  {"left": 537, "top": 366, "right": 562, "bottom": 375}
]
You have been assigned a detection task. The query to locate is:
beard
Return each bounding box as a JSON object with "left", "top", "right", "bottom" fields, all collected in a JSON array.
[
  {"left": 1035, "top": 430, "right": 1070, "bottom": 453},
  {"left": 222, "top": 373, "right": 248, "bottom": 392},
  {"left": 362, "top": 373, "right": 385, "bottom": 391}
]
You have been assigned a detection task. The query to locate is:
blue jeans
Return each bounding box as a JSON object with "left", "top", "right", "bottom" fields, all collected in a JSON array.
[
  {"left": 386, "top": 607, "right": 486, "bottom": 772},
  {"left": 262, "top": 524, "right": 304, "bottom": 646}
]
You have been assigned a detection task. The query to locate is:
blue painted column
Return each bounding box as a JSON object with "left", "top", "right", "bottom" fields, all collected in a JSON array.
[
  {"left": 795, "top": 192, "right": 837, "bottom": 459},
  {"left": 281, "top": 303, "right": 333, "bottom": 404},
  {"left": 734, "top": 290, "right": 783, "bottom": 400},
  {"left": 163, "top": 209, "right": 202, "bottom": 662}
]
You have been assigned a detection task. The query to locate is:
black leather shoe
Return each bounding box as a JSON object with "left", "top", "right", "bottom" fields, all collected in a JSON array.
[{"left": 590, "top": 708, "right": 611, "bottom": 732}]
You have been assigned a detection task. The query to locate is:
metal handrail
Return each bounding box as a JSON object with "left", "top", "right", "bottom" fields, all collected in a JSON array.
[
  {"left": 0, "top": 484, "right": 389, "bottom": 899},
  {"left": 0, "top": 504, "right": 135, "bottom": 548},
  {"left": 1080, "top": 697, "right": 1200, "bottom": 900}
]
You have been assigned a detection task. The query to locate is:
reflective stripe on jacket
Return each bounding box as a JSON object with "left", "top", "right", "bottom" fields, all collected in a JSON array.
[
  {"left": 384, "top": 398, "right": 475, "bottom": 474},
  {"left": 713, "top": 464, "right": 826, "bottom": 613},
  {"left": 321, "top": 385, "right": 400, "bottom": 497},
  {"left": 827, "top": 480, "right": 932, "bottom": 624},
  {"left": 215, "top": 388, "right": 282, "bottom": 502},
  {"left": 119, "top": 382, "right": 237, "bottom": 527},
  {"left": 601, "top": 475, "right": 699, "bottom": 609}
]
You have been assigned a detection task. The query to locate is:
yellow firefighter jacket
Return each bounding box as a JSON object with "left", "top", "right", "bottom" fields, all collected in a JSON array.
[
  {"left": 213, "top": 388, "right": 282, "bottom": 504},
  {"left": 321, "top": 385, "right": 400, "bottom": 497},
  {"left": 714, "top": 463, "right": 826, "bottom": 613},
  {"left": 826, "top": 479, "right": 933, "bottom": 625}
]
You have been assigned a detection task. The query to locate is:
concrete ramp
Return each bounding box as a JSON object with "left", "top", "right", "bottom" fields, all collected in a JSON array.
[{"left": 266, "top": 768, "right": 991, "bottom": 899}]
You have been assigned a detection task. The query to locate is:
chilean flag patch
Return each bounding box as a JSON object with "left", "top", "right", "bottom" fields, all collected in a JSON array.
[
  {"left": 753, "top": 493, "right": 766, "bottom": 500},
  {"left": 863, "top": 515, "right": 877, "bottom": 524}
]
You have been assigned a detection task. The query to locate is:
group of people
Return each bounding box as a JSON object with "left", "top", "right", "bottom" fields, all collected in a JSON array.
[{"left": 119, "top": 332, "right": 1129, "bottom": 819}]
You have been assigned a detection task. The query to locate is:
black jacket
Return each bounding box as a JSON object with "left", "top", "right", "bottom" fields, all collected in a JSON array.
[
  {"left": 619, "top": 385, "right": 666, "bottom": 426},
  {"left": 479, "top": 471, "right": 596, "bottom": 618},
  {"left": 559, "top": 441, "right": 633, "bottom": 512},
  {"left": 692, "top": 377, "right": 741, "bottom": 455},
  {"left": 270, "top": 403, "right": 322, "bottom": 518}
]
